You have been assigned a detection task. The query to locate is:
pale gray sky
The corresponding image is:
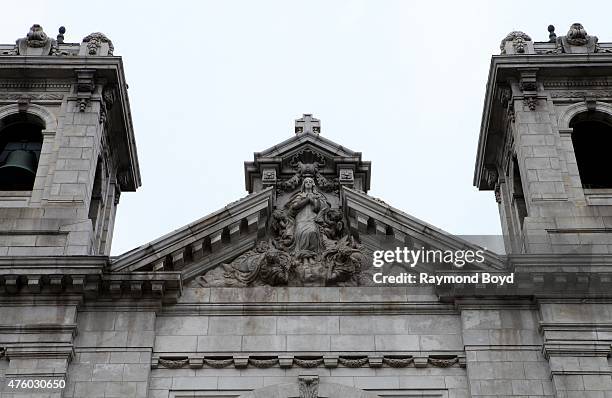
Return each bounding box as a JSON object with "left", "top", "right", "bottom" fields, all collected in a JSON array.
[{"left": 3, "top": 1, "right": 611, "bottom": 255}]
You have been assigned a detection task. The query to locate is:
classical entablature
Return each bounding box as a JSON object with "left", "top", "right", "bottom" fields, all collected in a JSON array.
[{"left": 110, "top": 114, "right": 504, "bottom": 288}]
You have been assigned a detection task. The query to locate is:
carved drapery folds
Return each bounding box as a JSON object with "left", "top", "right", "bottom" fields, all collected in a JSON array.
[{"left": 199, "top": 177, "right": 368, "bottom": 287}]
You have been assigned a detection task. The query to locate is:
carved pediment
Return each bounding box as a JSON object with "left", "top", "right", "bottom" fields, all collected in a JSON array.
[
  {"left": 188, "top": 186, "right": 503, "bottom": 288},
  {"left": 112, "top": 181, "right": 503, "bottom": 289},
  {"left": 113, "top": 114, "right": 502, "bottom": 288}
]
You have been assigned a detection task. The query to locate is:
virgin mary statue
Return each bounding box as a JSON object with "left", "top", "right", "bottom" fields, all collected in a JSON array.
[{"left": 285, "top": 177, "right": 329, "bottom": 257}]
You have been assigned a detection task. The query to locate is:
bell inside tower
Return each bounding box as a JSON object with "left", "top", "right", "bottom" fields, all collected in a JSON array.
[{"left": 0, "top": 116, "right": 43, "bottom": 191}]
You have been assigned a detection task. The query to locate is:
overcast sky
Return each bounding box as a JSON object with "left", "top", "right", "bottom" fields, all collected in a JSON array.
[{"left": 3, "top": 1, "right": 612, "bottom": 255}]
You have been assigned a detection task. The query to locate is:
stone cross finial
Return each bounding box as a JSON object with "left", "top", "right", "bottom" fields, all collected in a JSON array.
[{"left": 295, "top": 114, "right": 321, "bottom": 135}]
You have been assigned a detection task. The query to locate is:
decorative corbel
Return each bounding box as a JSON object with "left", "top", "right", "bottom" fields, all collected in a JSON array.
[
  {"left": 75, "top": 69, "right": 95, "bottom": 112},
  {"left": 519, "top": 68, "right": 538, "bottom": 111}
]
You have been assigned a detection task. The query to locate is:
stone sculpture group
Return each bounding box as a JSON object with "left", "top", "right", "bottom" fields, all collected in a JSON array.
[{"left": 201, "top": 175, "right": 369, "bottom": 287}]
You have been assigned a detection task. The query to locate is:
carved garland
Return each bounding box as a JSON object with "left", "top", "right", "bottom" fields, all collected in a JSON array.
[
  {"left": 337, "top": 356, "right": 369, "bottom": 368},
  {"left": 499, "top": 31, "right": 532, "bottom": 54},
  {"left": 82, "top": 32, "right": 114, "bottom": 56},
  {"left": 204, "top": 357, "right": 234, "bottom": 368},
  {"left": 293, "top": 357, "right": 324, "bottom": 368},
  {"left": 154, "top": 354, "right": 463, "bottom": 369},
  {"left": 428, "top": 357, "right": 458, "bottom": 367},
  {"left": 0, "top": 93, "right": 64, "bottom": 101},
  {"left": 157, "top": 358, "right": 188, "bottom": 369},
  {"left": 549, "top": 90, "right": 612, "bottom": 98},
  {"left": 248, "top": 357, "right": 278, "bottom": 368},
  {"left": 382, "top": 356, "right": 414, "bottom": 368}
]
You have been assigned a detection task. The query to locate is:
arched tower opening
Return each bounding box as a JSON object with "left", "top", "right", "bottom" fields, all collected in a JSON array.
[
  {"left": 570, "top": 111, "right": 612, "bottom": 189},
  {"left": 0, "top": 113, "right": 44, "bottom": 191}
]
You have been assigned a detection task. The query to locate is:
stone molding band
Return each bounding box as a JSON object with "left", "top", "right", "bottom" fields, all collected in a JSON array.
[{"left": 152, "top": 354, "right": 466, "bottom": 370}]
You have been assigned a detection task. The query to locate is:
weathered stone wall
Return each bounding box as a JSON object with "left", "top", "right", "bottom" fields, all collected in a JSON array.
[
  {"left": 63, "top": 311, "right": 155, "bottom": 398},
  {"left": 149, "top": 286, "right": 468, "bottom": 397},
  {"left": 505, "top": 86, "right": 612, "bottom": 255},
  {"left": 1, "top": 276, "right": 611, "bottom": 397},
  {"left": 10, "top": 287, "right": 600, "bottom": 398},
  {"left": 463, "top": 308, "right": 553, "bottom": 397}
]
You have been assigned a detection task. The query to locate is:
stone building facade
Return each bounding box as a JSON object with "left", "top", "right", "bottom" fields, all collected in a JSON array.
[{"left": 0, "top": 22, "right": 612, "bottom": 398}]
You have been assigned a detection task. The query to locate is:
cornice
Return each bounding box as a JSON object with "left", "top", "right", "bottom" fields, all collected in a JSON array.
[
  {"left": 342, "top": 187, "right": 506, "bottom": 270},
  {"left": 0, "top": 258, "right": 182, "bottom": 303},
  {"left": 111, "top": 187, "right": 273, "bottom": 273},
  {"left": 543, "top": 341, "right": 611, "bottom": 359}
]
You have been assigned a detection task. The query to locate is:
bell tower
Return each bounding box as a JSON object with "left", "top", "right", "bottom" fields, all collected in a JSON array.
[
  {"left": 475, "top": 23, "right": 612, "bottom": 254},
  {"left": 0, "top": 25, "right": 140, "bottom": 255}
]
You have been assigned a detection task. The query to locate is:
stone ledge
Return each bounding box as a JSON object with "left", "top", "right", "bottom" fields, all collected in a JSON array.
[
  {"left": 437, "top": 268, "right": 612, "bottom": 300},
  {"left": 543, "top": 341, "right": 611, "bottom": 358},
  {"left": 0, "top": 261, "right": 182, "bottom": 302},
  {"left": 162, "top": 302, "right": 457, "bottom": 316}
]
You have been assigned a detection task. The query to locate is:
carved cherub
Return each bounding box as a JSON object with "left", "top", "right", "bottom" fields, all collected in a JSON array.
[{"left": 270, "top": 209, "right": 294, "bottom": 248}]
